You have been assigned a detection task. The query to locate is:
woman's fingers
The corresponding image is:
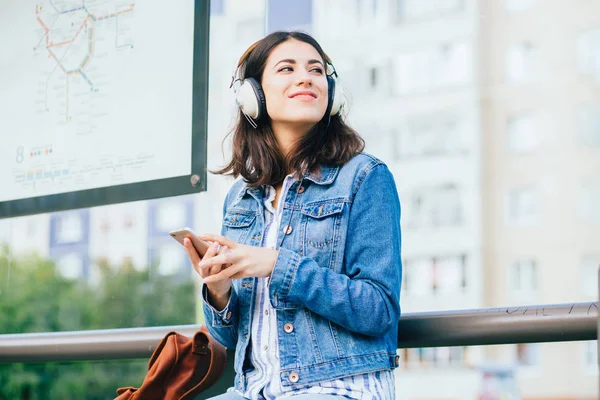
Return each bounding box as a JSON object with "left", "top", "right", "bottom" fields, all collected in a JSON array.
[
  {"left": 203, "top": 262, "right": 244, "bottom": 284},
  {"left": 198, "top": 233, "right": 237, "bottom": 249},
  {"left": 196, "top": 240, "right": 219, "bottom": 277},
  {"left": 208, "top": 245, "right": 229, "bottom": 276},
  {"left": 183, "top": 238, "right": 201, "bottom": 265},
  {"left": 200, "top": 251, "right": 235, "bottom": 269}
]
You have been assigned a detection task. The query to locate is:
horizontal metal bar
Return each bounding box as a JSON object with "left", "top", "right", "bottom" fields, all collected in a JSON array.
[
  {"left": 397, "top": 302, "right": 598, "bottom": 348},
  {"left": 0, "top": 302, "right": 596, "bottom": 363}
]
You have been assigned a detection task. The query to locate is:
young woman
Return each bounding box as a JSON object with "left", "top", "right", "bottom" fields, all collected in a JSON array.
[{"left": 183, "top": 31, "right": 402, "bottom": 400}]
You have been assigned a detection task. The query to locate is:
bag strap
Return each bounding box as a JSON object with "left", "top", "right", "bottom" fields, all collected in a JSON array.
[{"left": 180, "top": 326, "right": 227, "bottom": 399}]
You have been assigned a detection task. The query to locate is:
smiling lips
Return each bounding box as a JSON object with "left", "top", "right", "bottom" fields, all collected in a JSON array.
[{"left": 290, "top": 90, "right": 317, "bottom": 100}]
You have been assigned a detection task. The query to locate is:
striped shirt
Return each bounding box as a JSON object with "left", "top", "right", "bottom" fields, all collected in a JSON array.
[{"left": 236, "top": 174, "right": 396, "bottom": 400}]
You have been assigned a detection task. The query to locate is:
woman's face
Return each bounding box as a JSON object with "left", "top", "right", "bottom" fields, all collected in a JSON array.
[{"left": 261, "top": 39, "right": 329, "bottom": 130}]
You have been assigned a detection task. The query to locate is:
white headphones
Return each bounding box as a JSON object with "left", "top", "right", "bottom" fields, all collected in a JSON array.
[{"left": 231, "top": 62, "right": 345, "bottom": 127}]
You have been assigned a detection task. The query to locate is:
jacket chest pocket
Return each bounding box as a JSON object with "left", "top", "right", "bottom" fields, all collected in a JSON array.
[
  {"left": 222, "top": 209, "right": 257, "bottom": 244},
  {"left": 300, "top": 199, "right": 345, "bottom": 268}
]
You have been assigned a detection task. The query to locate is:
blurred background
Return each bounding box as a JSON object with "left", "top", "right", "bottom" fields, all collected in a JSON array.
[{"left": 0, "top": 0, "right": 599, "bottom": 399}]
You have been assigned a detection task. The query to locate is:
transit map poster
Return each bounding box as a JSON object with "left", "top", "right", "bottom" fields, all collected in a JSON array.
[{"left": 0, "top": 0, "right": 209, "bottom": 218}]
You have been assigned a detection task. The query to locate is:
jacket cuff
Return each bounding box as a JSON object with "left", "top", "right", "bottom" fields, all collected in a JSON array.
[
  {"left": 202, "top": 284, "right": 235, "bottom": 327},
  {"left": 268, "top": 248, "right": 302, "bottom": 309}
]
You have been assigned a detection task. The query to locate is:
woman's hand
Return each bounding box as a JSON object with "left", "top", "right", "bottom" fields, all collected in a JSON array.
[
  {"left": 183, "top": 237, "right": 232, "bottom": 299},
  {"left": 196, "top": 234, "right": 279, "bottom": 284}
]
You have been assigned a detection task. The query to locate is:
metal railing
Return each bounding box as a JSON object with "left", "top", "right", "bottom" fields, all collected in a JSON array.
[
  {"left": 0, "top": 301, "right": 597, "bottom": 397},
  {"left": 1, "top": 302, "right": 596, "bottom": 362}
]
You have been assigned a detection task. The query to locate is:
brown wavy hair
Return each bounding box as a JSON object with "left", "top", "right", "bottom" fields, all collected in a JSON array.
[{"left": 212, "top": 31, "right": 364, "bottom": 187}]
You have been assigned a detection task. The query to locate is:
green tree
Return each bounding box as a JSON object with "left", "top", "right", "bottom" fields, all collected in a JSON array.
[{"left": 0, "top": 245, "right": 197, "bottom": 400}]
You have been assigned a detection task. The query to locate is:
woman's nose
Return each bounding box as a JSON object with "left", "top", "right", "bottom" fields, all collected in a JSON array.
[{"left": 294, "top": 69, "right": 313, "bottom": 86}]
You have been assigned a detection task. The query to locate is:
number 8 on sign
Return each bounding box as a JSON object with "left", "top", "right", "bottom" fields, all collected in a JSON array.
[{"left": 16, "top": 146, "right": 24, "bottom": 164}]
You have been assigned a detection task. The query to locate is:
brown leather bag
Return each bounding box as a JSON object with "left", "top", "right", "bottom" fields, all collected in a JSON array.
[{"left": 115, "top": 325, "right": 227, "bottom": 400}]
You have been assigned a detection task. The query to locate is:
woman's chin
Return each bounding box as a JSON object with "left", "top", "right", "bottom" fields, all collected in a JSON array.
[
  {"left": 271, "top": 114, "right": 326, "bottom": 131},
  {"left": 287, "top": 114, "right": 325, "bottom": 126}
]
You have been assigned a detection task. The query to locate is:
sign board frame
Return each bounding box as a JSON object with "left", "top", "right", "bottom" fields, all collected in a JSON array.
[{"left": 0, "top": 0, "right": 210, "bottom": 219}]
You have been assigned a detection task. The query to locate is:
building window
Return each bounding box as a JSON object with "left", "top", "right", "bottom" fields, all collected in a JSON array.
[
  {"left": 394, "top": 112, "right": 465, "bottom": 159},
  {"left": 506, "top": 186, "right": 537, "bottom": 225},
  {"left": 236, "top": 18, "right": 264, "bottom": 43},
  {"left": 369, "top": 66, "right": 378, "bottom": 88},
  {"left": 580, "top": 256, "right": 600, "bottom": 297},
  {"left": 402, "top": 258, "right": 410, "bottom": 293},
  {"left": 394, "top": 50, "right": 436, "bottom": 94},
  {"left": 577, "top": 29, "right": 600, "bottom": 81},
  {"left": 403, "top": 348, "right": 421, "bottom": 368},
  {"left": 56, "top": 252, "right": 84, "bottom": 280},
  {"left": 578, "top": 180, "right": 600, "bottom": 223},
  {"left": 406, "top": 185, "right": 463, "bottom": 230},
  {"left": 431, "top": 185, "right": 462, "bottom": 228},
  {"left": 515, "top": 343, "right": 539, "bottom": 367},
  {"left": 449, "top": 346, "right": 466, "bottom": 365},
  {"left": 267, "top": 0, "right": 312, "bottom": 33},
  {"left": 401, "top": 346, "right": 466, "bottom": 369},
  {"left": 210, "top": 0, "right": 224, "bottom": 15},
  {"left": 396, "top": 0, "right": 463, "bottom": 21},
  {"left": 504, "top": 0, "right": 536, "bottom": 12},
  {"left": 506, "top": 114, "right": 537, "bottom": 153},
  {"left": 404, "top": 254, "right": 468, "bottom": 296},
  {"left": 56, "top": 212, "right": 84, "bottom": 244},
  {"left": 156, "top": 203, "right": 186, "bottom": 233},
  {"left": 154, "top": 243, "right": 186, "bottom": 276},
  {"left": 436, "top": 255, "right": 467, "bottom": 294},
  {"left": 505, "top": 42, "right": 534, "bottom": 83},
  {"left": 364, "top": 62, "right": 391, "bottom": 96},
  {"left": 393, "top": 43, "right": 472, "bottom": 95},
  {"left": 440, "top": 42, "right": 472, "bottom": 86},
  {"left": 371, "top": 0, "right": 379, "bottom": 16},
  {"left": 577, "top": 104, "right": 600, "bottom": 147},
  {"left": 355, "top": 0, "right": 363, "bottom": 23},
  {"left": 510, "top": 259, "right": 537, "bottom": 293},
  {"left": 582, "top": 341, "right": 599, "bottom": 374},
  {"left": 410, "top": 257, "right": 434, "bottom": 296}
]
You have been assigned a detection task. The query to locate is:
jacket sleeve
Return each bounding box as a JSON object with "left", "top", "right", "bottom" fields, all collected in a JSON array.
[
  {"left": 268, "top": 163, "right": 402, "bottom": 337},
  {"left": 201, "top": 184, "right": 242, "bottom": 349},
  {"left": 201, "top": 284, "right": 239, "bottom": 349}
]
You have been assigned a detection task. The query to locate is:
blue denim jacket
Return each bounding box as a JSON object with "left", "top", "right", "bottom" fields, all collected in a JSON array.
[{"left": 202, "top": 152, "right": 402, "bottom": 392}]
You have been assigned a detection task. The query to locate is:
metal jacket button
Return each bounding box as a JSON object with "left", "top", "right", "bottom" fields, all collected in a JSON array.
[
  {"left": 296, "top": 185, "right": 305, "bottom": 194},
  {"left": 284, "top": 323, "right": 294, "bottom": 333},
  {"left": 289, "top": 372, "right": 299, "bottom": 383},
  {"left": 283, "top": 225, "right": 292, "bottom": 235}
]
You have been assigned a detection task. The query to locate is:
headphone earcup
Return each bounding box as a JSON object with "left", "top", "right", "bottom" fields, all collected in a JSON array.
[
  {"left": 328, "top": 76, "right": 344, "bottom": 116},
  {"left": 236, "top": 77, "right": 267, "bottom": 120}
]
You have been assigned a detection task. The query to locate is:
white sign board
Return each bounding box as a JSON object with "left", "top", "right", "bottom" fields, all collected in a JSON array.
[{"left": 0, "top": 0, "right": 209, "bottom": 218}]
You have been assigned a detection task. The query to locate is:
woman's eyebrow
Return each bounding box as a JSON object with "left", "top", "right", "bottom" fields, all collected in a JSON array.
[{"left": 274, "top": 59, "right": 325, "bottom": 68}]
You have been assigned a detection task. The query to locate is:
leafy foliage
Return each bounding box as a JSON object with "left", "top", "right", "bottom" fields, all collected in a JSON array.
[{"left": 0, "top": 245, "right": 198, "bottom": 400}]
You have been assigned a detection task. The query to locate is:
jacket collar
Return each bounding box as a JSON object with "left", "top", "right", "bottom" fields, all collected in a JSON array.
[
  {"left": 239, "top": 164, "right": 340, "bottom": 199},
  {"left": 303, "top": 164, "right": 340, "bottom": 185}
]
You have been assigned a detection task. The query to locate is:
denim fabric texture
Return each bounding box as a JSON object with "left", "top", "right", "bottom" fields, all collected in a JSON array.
[{"left": 202, "top": 153, "right": 402, "bottom": 394}]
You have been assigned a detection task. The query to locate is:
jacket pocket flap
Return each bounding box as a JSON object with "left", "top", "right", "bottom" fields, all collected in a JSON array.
[
  {"left": 223, "top": 210, "right": 256, "bottom": 228},
  {"left": 301, "top": 199, "right": 345, "bottom": 219}
]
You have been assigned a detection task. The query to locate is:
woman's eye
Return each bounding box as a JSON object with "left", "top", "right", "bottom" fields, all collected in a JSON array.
[
  {"left": 279, "top": 66, "right": 293, "bottom": 72},
  {"left": 311, "top": 68, "right": 324, "bottom": 74}
]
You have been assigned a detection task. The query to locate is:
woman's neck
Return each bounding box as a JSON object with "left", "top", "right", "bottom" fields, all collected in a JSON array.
[{"left": 271, "top": 121, "right": 314, "bottom": 157}]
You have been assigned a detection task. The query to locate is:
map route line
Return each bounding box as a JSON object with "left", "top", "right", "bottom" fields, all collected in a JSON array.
[
  {"left": 44, "top": 28, "right": 78, "bottom": 112},
  {"left": 33, "top": 13, "right": 58, "bottom": 51},
  {"left": 48, "top": 0, "right": 83, "bottom": 15},
  {"left": 35, "top": 1, "right": 135, "bottom": 120}
]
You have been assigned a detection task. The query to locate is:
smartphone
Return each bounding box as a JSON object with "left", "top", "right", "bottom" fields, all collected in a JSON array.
[{"left": 169, "top": 227, "right": 210, "bottom": 258}]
